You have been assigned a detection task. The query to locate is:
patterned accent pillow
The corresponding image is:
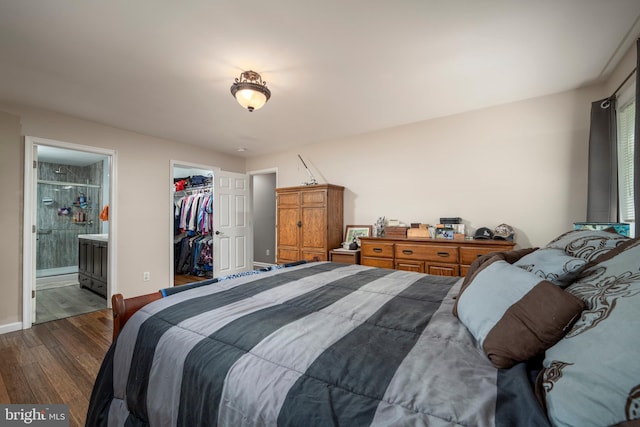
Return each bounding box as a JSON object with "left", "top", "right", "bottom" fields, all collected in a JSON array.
[
  {"left": 513, "top": 247, "right": 587, "bottom": 286},
  {"left": 456, "top": 258, "right": 584, "bottom": 369},
  {"left": 540, "top": 238, "right": 640, "bottom": 427},
  {"left": 545, "top": 229, "right": 629, "bottom": 262}
]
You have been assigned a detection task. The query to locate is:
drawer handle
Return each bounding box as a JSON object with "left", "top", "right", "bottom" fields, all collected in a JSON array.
[
  {"left": 402, "top": 249, "right": 413, "bottom": 255},
  {"left": 373, "top": 248, "right": 383, "bottom": 253},
  {"left": 437, "top": 251, "right": 450, "bottom": 257},
  {"left": 476, "top": 254, "right": 483, "bottom": 258}
]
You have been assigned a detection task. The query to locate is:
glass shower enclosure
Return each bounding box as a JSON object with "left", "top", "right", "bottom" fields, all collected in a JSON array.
[{"left": 36, "top": 161, "right": 104, "bottom": 278}]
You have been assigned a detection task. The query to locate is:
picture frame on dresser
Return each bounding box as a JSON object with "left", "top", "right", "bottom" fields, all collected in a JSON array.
[{"left": 344, "top": 225, "right": 373, "bottom": 247}]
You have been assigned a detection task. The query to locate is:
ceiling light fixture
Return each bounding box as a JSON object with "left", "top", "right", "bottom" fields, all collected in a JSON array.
[{"left": 230, "top": 70, "right": 271, "bottom": 112}]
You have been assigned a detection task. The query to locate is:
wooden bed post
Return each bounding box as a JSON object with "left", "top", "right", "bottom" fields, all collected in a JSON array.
[{"left": 111, "top": 291, "right": 162, "bottom": 341}]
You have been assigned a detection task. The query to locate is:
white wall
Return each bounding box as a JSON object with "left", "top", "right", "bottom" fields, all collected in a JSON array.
[
  {"left": 1, "top": 40, "right": 634, "bottom": 328},
  {"left": 0, "top": 103, "right": 245, "bottom": 310},
  {"left": 0, "top": 111, "right": 23, "bottom": 329},
  {"left": 604, "top": 42, "right": 636, "bottom": 99},
  {"left": 247, "top": 85, "right": 603, "bottom": 249}
]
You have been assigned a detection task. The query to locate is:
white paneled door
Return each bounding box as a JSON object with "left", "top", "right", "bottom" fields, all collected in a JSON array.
[{"left": 213, "top": 171, "right": 250, "bottom": 277}]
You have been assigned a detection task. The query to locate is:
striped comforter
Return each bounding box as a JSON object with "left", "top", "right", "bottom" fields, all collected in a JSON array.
[{"left": 87, "top": 262, "right": 550, "bottom": 426}]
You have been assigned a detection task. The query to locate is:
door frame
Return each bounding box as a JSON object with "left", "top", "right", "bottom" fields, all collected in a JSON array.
[
  {"left": 248, "top": 167, "right": 278, "bottom": 267},
  {"left": 169, "top": 160, "right": 217, "bottom": 286},
  {"left": 170, "top": 160, "right": 254, "bottom": 284},
  {"left": 22, "top": 136, "right": 117, "bottom": 329}
]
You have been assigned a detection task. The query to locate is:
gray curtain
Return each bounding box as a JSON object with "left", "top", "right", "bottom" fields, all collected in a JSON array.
[
  {"left": 635, "top": 38, "right": 640, "bottom": 230},
  {"left": 586, "top": 96, "right": 618, "bottom": 222}
]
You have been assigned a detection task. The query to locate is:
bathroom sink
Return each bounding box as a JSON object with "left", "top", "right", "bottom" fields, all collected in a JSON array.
[{"left": 78, "top": 233, "right": 108, "bottom": 241}]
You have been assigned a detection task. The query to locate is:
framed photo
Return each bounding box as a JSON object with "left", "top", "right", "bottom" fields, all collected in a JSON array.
[
  {"left": 344, "top": 225, "right": 373, "bottom": 246},
  {"left": 435, "top": 227, "right": 454, "bottom": 240}
]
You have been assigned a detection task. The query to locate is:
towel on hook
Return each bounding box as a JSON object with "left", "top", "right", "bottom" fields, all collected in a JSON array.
[{"left": 99, "top": 205, "right": 109, "bottom": 221}]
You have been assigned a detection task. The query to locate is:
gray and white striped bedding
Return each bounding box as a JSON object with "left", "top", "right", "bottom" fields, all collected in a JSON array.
[{"left": 87, "top": 262, "right": 550, "bottom": 426}]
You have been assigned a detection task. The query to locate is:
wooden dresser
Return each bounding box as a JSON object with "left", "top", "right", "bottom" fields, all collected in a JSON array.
[
  {"left": 276, "top": 184, "right": 344, "bottom": 264},
  {"left": 359, "top": 236, "right": 515, "bottom": 277}
]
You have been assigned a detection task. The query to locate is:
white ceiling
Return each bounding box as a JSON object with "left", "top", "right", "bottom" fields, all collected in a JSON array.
[
  {"left": 36, "top": 145, "right": 108, "bottom": 167},
  {"left": 1, "top": 1, "right": 640, "bottom": 159}
]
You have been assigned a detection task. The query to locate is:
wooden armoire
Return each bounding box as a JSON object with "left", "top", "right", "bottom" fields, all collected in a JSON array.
[{"left": 275, "top": 184, "right": 344, "bottom": 263}]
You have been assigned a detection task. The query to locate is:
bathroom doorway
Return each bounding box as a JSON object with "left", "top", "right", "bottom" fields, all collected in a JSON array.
[{"left": 24, "top": 138, "right": 115, "bottom": 326}]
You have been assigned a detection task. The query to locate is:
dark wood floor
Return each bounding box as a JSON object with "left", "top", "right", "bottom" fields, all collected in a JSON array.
[
  {"left": 0, "top": 309, "right": 112, "bottom": 427},
  {"left": 174, "top": 273, "right": 211, "bottom": 286},
  {"left": 0, "top": 272, "right": 261, "bottom": 426}
]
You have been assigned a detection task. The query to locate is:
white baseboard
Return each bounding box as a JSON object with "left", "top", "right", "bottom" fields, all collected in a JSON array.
[
  {"left": 36, "top": 266, "right": 78, "bottom": 278},
  {"left": 0, "top": 322, "right": 23, "bottom": 335}
]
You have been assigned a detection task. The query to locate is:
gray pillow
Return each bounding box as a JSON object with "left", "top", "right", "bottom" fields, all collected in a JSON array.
[
  {"left": 456, "top": 258, "right": 584, "bottom": 369},
  {"left": 513, "top": 247, "right": 587, "bottom": 286},
  {"left": 545, "top": 229, "right": 629, "bottom": 262},
  {"left": 540, "top": 238, "right": 640, "bottom": 427}
]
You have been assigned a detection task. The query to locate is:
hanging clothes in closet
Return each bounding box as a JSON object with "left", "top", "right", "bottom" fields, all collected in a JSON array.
[{"left": 174, "top": 175, "right": 214, "bottom": 278}]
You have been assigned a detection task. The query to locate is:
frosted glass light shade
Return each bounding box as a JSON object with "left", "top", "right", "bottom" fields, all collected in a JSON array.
[
  {"left": 230, "top": 70, "right": 271, "bottom": 112},
  {"left": 235, "top": 88, "right": 268, "bottom": 111}
]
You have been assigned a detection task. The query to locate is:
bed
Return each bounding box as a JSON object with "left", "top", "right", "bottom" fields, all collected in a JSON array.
[{"left": 86, "top": 229, "right": 640, "bottom": 427}]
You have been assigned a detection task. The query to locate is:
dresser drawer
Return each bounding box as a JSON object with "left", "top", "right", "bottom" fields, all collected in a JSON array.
[
  {"left": 395, "top": 260, "right": 425, "bottom": 273},
  {"left": 395, "top": 244, "right": 458, "bottom": 263},
  {"left": 361, "top": 241, "right": 394, "bottom": 258},
  {"left": 427, "top": 263, "right": 460, "bottom": 276},
  {"left": 358, "top": 236, "right": 514, "bottom": 278},
  {"left": 362, "top": 257, "right": 394, "bottom": 269},
  {"left": 460, "top": 246, "right": 501, "bottom": 265}
]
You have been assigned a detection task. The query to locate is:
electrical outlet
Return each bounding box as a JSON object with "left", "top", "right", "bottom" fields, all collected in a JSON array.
[
  {"left": 143, "top": 272, "right": 150, "bottom": 281},
  {"left": 266, "top": 249, "right": 270, "bottom": 256}
]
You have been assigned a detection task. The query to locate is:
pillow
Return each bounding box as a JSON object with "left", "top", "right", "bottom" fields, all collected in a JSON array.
[
  {"left": 539, "top": 238, "right": 640, "bottom": 427},
  {"left": 453, "top": 247, "right": 537, "bottom": 317},
  {"left": 455, "top": 257, "right": 585, "bottom": 369},
  {"left": 545, "top": 229, "right": 629, "bottom": 262},
  {"left": 513, "top": 247, "right": 587, "bottom": 286}
]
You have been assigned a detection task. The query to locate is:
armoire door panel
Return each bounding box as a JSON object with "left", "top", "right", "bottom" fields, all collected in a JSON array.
[
  {"left": 301, "top": 190, "right": 326, "bottom": 205},
  {"left": 277, "top": 192, "right": 300, "bottom": 206},
  {"left": 301, "top": 207, "right": 326, "bottom": 250},
  {"left": 302, "top": 250, "right": 327, "bottom": 261},
  {"left": 278, "top": 248, "right": 299, "bottom": 262},
  {"left": 277, "top": 207, "right": 300, "bottom": 247}
]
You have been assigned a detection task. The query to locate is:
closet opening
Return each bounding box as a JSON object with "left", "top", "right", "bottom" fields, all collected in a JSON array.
[{"left": 173, "top": 164, "right": 214, "bottom": 286}]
